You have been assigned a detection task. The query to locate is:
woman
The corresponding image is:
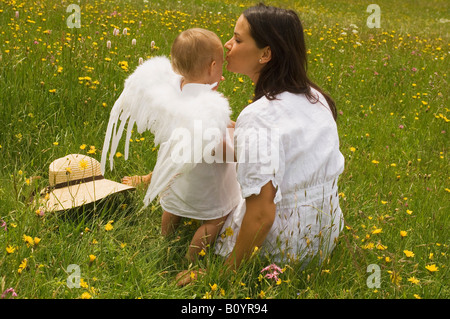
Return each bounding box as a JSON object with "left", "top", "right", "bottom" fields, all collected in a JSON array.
[{"left": 177, "top": 4, "right": 344, "bottom": 284}]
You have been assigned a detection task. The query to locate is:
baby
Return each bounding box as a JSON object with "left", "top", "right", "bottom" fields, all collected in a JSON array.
[{"left": 123, "top": 28, "right": 242, "bottom": 262}]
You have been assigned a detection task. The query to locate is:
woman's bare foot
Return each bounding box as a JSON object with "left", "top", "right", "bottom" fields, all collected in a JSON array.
[{"left": 122, "top": 172, "right": 152, "bottom": 187}]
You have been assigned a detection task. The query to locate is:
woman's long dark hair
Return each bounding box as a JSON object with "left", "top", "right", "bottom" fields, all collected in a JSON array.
[{"left": 244, "top": 4, "right": 337, "bottom": 121}]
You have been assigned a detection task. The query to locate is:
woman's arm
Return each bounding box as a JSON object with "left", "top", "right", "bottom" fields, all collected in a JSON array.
[{"left": 224, "top": 181, "right": 276, "bottom": 270}]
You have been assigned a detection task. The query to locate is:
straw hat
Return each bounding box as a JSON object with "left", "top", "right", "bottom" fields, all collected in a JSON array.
[{"left": 40, "top": 154, "right": 135, "bottom": 212}]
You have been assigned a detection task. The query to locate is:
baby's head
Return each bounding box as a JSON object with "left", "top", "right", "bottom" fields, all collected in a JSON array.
[{"left": 171, "top": 28, "right": 224, "bottom": 86}]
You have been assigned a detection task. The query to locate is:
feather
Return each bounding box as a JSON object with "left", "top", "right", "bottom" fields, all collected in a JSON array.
[{"left": 101, "top": 56, "right": 232, "bottom": 207}]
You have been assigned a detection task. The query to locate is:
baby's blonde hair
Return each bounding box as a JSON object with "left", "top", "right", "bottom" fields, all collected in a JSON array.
[{"left": 171, "top": 28, "right": 222, "bottom": 80}]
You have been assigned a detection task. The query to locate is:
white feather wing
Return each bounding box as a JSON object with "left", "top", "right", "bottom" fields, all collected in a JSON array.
[{"left": 101, "top": 56, "right": 232, "bottom": 207}]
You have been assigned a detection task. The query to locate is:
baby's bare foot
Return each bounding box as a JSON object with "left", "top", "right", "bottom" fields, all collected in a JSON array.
[{"left": 122, "top": 172, "right": 152, "bottom": 187}]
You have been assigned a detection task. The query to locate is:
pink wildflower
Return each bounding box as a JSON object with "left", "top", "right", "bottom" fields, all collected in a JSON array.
[
  {"left": 261, "top": 264, "right": 283, "bottom": 282},
  {"left": 1, "top": 288, "right": 18, "bottom": 299}
]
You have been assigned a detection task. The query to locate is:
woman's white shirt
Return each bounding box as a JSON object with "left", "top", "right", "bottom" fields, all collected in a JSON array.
[{"left": 216, "top": 89, "right": 345, "bottom": 264}]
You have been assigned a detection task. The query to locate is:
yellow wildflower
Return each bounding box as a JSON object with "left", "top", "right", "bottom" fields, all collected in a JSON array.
[
  {"left": 372, "top": 228, "right": 382, "bottom": 234},
  {"left": 6, "top": 245, "right": 16, "bottom": 254},
  {"left": 79, "top": 159, "right": 88, "bottom": 170},
  {"left": 23, "top": 234, "right": 34, "bottom": 247},
  {"left": 407, "top": 277, "right": 420, "bottom": 285},
  {"left": 89, "top": 254, "right": 96, "bottom": 263},
  {"left": 209, "top": 283, "right": 218, "bottom": 292},
  {"left": 403, "top": 250, "right": 415, "bottom": 258},
  {"left": 425, "top": 264, "right": 439, "bottom": 272},
  {"left": 104, "top": 220, "right": 114, "bottom": 231},
  {"left": 18, "top": 258, "right": 27, "bottom": 273},
  {"left": 400, "top": 230, "right": 407, "bottom": 237},
  {"left": 80, "top": 278, "right": 89, "bottom": 289},
  {"left": 81, "top": 292, "right": 92, "bottom": 299},
  {"left": 224, "top": 226, "right": 233, "bottom": 237}
]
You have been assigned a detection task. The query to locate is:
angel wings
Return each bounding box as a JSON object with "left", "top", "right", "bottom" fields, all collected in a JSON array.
[{"left": 101, "top": 56, "right": 232, "bottom": 206}]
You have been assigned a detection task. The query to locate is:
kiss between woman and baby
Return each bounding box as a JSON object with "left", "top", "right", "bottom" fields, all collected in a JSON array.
[{"left": 102, "top": 3, "right": 345, "bottom": 285}]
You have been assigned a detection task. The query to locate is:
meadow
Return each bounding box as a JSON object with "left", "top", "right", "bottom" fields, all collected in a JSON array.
[{"left": 0, "top": 0, "right": 448, "bottom": 300}]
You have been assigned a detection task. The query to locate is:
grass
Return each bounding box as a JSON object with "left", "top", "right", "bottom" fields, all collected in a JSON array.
[{"left": 0, "top": 0, "right": 448, "bottom": 299}]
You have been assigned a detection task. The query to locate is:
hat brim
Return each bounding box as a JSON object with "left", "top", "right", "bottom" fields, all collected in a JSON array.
[{"left": 40, "top": 178, "right": 135, "bottom": 212}]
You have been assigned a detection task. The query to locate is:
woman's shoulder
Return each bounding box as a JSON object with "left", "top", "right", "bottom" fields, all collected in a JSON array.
[{"left": 236, "top": 96, "right": 273, "bottom": 128}]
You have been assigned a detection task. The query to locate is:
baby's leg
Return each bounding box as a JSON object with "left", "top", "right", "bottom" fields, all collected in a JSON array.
[
  {"left": 161, "top": 210, "right": 181, "bottom": 237},
  {"left": 122, "top": 172, "right": 152, "bottom": 187},
  {"left": 186, "top": 215, "right": 228, "bottom": 262}
]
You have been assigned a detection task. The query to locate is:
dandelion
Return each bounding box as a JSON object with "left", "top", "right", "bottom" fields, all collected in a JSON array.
[
  {"left": 403, "top": 250, "right": 415, "bottom": 258},
  {"left": 258, "top": 290, "right": 266, "bottom": 298},
  {"left": 371, "top": 160, "right": 379, "bottom": 164},
  {"left": 81, "top": 292, "right": 92, "bottom": 299},
  {"left": 425, "top": 264, "right": 439, "bottom": 272},
  {"left": 18, "top": 258, "right": 27, "bottom": 274},
  {"left": 400, "top": 230, "right": 407, "bottom": 238},
  {"left": 34, "top": 237, "right": 41, "bottom": 245},
  {"left": 89, "top": 254, "right": 96, "bottom": 263},
  {"left": 104, "top": 220, "right": 114, "bottom": 231},
  {"left": 198, "top": 249, "right": 206, "bottom": 257},
  {"left": 115, "top": 152, "right": 123, "bottom": 158},
  {"left": 209, "top": 283, "right": 218, "bottom": 292},
  {"left": 414, "top": 294, "right": 421, "bottom": 299},
  {"left": 87, "top": 145, "right": 96, "bottom": 154},
  {"left": 80, "top": 144, "right": 87, "bottom": 150},
  {"left": 80, "top": 278, "right": 89, "bottom": 289},
  {"left": 23, "top": 234, "right": 34, "bottom": 247},
  {"left": 224, "top": 226, "right": 233, "bottom": 237},
  {"left": 79, "top": 159, "right": 88, "bottom": 170},
  {"left": 6, "top": 245, "right": 16, "bottom": 254},
  {"left": 202, "top": 291, "right": 211, "bottom": 299},
  {"left": 372, "top": 228, "right": 382, "bottom": 234},
  {"left": 388, "top": 270, "right": 402, "bottom": 286},
  {"left": 407, "top": 277, "right": 420, "bottom": 285},
  {"left": 118, "top": 61, "right": 129, "bottom": 72}
]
